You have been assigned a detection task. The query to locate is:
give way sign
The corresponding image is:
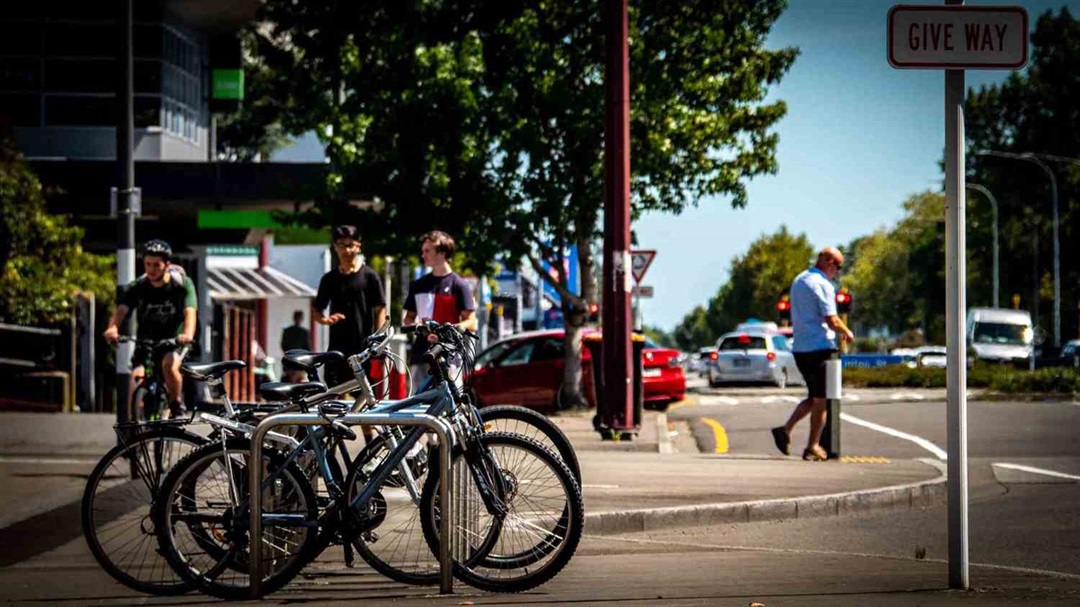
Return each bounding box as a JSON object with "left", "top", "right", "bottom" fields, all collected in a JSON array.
[
  {"left": 888, "top": 5, "right": 1028, "bottom": 69},
  {"left": 630, "top": 250, "right": 656, "bottom": 283}
]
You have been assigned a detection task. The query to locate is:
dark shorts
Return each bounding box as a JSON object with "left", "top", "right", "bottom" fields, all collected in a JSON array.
[
  {"left": 794, "top": 349, "right": 836, "bottom": 399},
  {"left": 131, "top": 342, "right": 190, "bottom": 370}
]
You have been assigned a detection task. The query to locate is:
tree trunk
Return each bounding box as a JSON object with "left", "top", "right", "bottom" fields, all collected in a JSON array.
[
  {"left": 558, "top": 213, "right": 598, "bottom": 410},
  {"left": 560, "top": 308, "right": 587, "bottom": 409}
]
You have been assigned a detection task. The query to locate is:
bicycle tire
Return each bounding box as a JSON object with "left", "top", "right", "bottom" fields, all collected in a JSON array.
[
  {"left": 419, "top": 432, "right": 584, "bottom": 593},
  {"left": 155, "top": 437, "right": 319, "bottom": 600},
  {"left": 478, "top": 405, "right": 581, "bottom": 483},
  {"left": 341, "top": 433, "right": 439, "bottom": 585},
  {"left": 81, "top": 425, "right": 207, "bottom": 595}
]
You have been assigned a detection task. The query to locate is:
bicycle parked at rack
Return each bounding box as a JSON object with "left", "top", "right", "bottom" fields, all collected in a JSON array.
[
  {"left": 154, "top": 321, "right": 584, "bottom": 598},
  {"left": 80, "top": 354, "right": 248, "bottom": 595}
]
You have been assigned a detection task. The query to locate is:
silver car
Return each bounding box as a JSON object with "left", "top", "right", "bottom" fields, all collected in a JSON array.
[{"left": 707, "top": 332, "right": 803, "bottom": 388}]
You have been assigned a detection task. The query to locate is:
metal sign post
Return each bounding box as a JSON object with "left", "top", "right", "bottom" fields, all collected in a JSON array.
[
  {"left": 888, "top": 1, "right": 1028, "bottom": 590},
  {"left": 250, "top": 412, "right": 455, "bottom": 597}
]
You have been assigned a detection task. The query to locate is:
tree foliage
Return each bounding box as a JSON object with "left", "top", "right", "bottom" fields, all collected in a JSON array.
[
  {"left": 0, "top": 140, "right": 114, "bottom": 325},
  {"left": 673, "top": 226, "right": 811, "bottom": 349},
  {"left": 243, "top": 0, "right": 796, "bottom": 406},
  {"left": 840, "top": 191, "right": 951, "bottom": 342},
  {"left": 965, "top": 8, "right": 1079, "bottom": 343}
]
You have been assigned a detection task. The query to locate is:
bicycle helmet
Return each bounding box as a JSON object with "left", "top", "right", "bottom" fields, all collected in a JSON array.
[{"left": 142, "top": 239, "right": 172, "bottom": 260}]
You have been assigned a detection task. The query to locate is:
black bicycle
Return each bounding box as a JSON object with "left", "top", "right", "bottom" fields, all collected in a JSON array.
[
  {"left": 80, "top": 352, "right": 248, "bottom": 595},
  {"left": 118, "top": 336, "right": 191, "bottom": 422}
]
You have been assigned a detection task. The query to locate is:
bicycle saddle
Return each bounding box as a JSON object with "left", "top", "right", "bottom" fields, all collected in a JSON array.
[
  {"left": 282, "top": 350, "right": 345, "bottom": 371},
  {"left": 259, "top": 381, "right": 328, "bottom": 402},
  {"left": 181, "top": 360, "right": 247, "bottom": 381}
]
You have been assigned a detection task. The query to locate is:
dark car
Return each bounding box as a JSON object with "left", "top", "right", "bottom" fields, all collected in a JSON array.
[{"left": 469, "top": 329, "right": 686, "bottom": 411}]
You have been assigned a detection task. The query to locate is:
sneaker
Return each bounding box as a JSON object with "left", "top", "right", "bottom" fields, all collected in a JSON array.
[
  {"left": 771, "top": 427, "right": 791, "bottom": 456},
  {"left": 802, "top": 445, "right": 828, "bottom": 461},
  {"left": 168, "top": 400, "right": 187, "bottom": 419}
]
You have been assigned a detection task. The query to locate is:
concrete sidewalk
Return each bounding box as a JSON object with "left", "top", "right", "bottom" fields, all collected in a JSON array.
[
  {"left": 548, "top": 408, "right": 944, "bottom": 534},
  {"left": 0, "top": 408, "right": 944, "bottom": 537}
]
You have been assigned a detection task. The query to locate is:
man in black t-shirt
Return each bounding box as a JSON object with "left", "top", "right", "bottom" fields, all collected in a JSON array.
[
  {"left": 313, "top": 225, "right": 387, "bottom": 387},
  {"left": 103, "top": 239, "right": 197, "bottom": 418}
]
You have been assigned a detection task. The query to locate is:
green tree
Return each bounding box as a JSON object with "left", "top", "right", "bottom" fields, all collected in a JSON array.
[
  {"left": 0, "top": 140, "right": 114, "bottom": 325},
  {"left": 672, "top": 305, "right": 713, "bottom": 351},
  {"left": 709, "top": 226, "right": 812, "bottom": 330},
  {"left": 245, "top": 0, "right": 796, "bottom": 408},
  {"left": 481, "top": 0, "right": 797, "bottom": 406},
  {"left": 965, "top": 8, "right": 1079, "bottom": 343},
  {"left": 674, "top": 226, "right": 812, "bottom": 347}
]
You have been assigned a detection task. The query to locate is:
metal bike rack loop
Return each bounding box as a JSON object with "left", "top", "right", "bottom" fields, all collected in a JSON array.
[{"left": 250, "top": 411, "right": 456, "bottom": 598}]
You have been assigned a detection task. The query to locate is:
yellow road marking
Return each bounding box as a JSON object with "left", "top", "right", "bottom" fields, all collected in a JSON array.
[
  {"left": 668, "top": 393, "right": 698, "bottom": 412},
  {"left": 839, "top": 456, "right": 891, "bottom": 464},
  {"left": 700, "top": 417, "right": 729, "bottom": 454}
]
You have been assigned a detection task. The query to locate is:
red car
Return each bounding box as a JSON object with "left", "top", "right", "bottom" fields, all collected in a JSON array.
[{"left": 469, "top": 329, "right": 686, "bottom": 411}]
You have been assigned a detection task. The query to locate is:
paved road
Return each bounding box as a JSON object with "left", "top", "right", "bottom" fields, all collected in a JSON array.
[{"left": 669, "top": 378, "right": 1080, "bottom": 579}]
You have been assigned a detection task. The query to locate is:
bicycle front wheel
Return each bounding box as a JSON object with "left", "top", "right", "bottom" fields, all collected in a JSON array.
[
  {"left": 81, "top": 425, "right": 206, "bottom": 595},
  {"left": 343, "top": 433, "right": 437, "bottom": 586},
  {"left": 155, "top": 438, "right": 319, "bottom": 600},
  {"left": 419, "top": 432, "right": 584, "bottom": 593},
  {"left": 478, "top": 405, "right": 581, "bottom": 483}
]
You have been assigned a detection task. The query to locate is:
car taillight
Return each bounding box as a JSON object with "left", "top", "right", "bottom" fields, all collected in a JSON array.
[
  {"left": 668, "top": 356, "right": 680, "bottom": 368},
  {"left": 709, "top": 351, "right": 718, "bottom": 361},
  {"left": 766, "top": 352, "right": 776, "bottom": 362}
]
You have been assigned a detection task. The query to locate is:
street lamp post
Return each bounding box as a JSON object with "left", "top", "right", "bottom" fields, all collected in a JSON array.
[
  {"left": 965, "top": 183, "right": 999, "bottom": 308},
  {"left": 974, "top": 150, "right": 1060, "bottom": 348}
]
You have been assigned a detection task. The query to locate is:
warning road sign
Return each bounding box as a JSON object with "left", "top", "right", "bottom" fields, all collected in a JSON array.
[{"left": 630, "top": 250, "right": 656, "bottom": 283}]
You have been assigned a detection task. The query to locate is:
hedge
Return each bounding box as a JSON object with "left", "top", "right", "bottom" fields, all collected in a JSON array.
[{"left": 842, "top": 364, "right": 1080, "bottom": 394}]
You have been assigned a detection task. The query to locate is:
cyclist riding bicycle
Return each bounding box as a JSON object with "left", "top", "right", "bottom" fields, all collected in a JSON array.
[{"left": 103, "top": 239, "right": 197, "bottom": 419}]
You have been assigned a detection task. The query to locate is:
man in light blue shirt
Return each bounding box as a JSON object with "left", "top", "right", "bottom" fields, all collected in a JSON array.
[{"left": 771, "top": 247, "right": 854, "bottom": 461}]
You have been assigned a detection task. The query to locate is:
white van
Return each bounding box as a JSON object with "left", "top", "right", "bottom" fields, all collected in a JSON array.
[{"left": 966, "top": 308, "right": 1034, "bottom": 363}]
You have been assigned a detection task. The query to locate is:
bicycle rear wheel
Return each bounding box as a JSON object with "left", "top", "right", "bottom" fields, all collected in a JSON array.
[
  {"left": 155, "top": 438, "right": 319, "bottom": 600},
  {"left": 419, "top": 432, "right": 583, "bottom": 593},
  {"left": 81, "top": 425, "right": 206, "bottom": 595}
]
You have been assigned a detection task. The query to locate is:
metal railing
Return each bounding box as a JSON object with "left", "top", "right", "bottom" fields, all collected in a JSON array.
[{"left": 249, "top": 411, "right": 456, "bottom": 598}]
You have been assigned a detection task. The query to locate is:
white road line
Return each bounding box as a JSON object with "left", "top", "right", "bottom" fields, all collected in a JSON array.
[
  {"left": 890, "top": 392, "right": 926, "bottom": 401},
  {"left": 761, "top": 396, "right": 800, "bottom": 404},
  {"left": 840, "top": 412, "right": 948, "bottom": 460},
  {"left": 992, "top": 463, "right": 1080, "bottom": 481},
  {"left": 700, "top": 396, "right": 740, "bottom": 406},
  {"left": 845, "top": 394, "right": 862, "bottom": 401},
  {"left": 0, "top": 456, "right": 97, "bottom": 465}
]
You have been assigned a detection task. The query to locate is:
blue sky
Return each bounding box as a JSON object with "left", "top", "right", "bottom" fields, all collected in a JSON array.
[
  {"left": 635, "top": 0, "right": 1076, "bottom": 331},
  {"left": 274, "top": 0, "right": 1077, "bottom": 330}
]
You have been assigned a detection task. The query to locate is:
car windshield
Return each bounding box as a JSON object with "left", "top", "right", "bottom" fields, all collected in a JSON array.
[
  {"left": 718, "top": 336, "right": 767, "bottom": 351},
  {"left": 474, "top": 340, "right": 517, "bottom": 368},
  {"left": 973, "top": 322, "right": 1031, "bottom": 345},
  {"left": 640, "top": 336, "right": 660, "bottom": 349}
]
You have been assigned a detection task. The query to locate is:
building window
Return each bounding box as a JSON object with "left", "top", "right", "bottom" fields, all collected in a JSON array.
[{"left": 0, "top": 93, "right": 41, "bottom": 126}]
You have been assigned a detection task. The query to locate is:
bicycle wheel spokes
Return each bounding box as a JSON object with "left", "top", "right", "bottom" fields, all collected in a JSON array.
[
  {"left": 421, "top": 432, "right": 583, "bottom": 593},
  {"left": 158, "top": 441, "right": 317, "bottom": 599},
  {"left": 83, "top": 432, "right": 202, "bottom": 595},
  {"left": 347, "top": 436, "right": 441, "bottom": 585}
]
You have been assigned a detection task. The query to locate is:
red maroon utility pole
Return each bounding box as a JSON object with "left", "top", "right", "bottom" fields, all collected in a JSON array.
[{"left": 602, "top": 0, "right": 634, "bottom": 435}]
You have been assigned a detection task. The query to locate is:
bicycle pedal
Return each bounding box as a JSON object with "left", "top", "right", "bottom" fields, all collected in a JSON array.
[{"left": 342, "top": 543, "right": 356, "bottom": 568}]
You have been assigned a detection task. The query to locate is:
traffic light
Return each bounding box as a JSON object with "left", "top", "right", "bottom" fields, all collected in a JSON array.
[
  {"left": 588, "top": 302, "right": 600, "bottom": 323},
  {"left": 836, "top": 288, "right": 853, "bottom": 314},
  {"left": 776, "top": 294, "right": 791, "bottom": 322}
]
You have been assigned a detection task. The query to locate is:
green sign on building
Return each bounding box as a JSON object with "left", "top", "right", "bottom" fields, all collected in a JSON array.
[{"left": 211, "top": 69, "right": 244, "bottom": 100}]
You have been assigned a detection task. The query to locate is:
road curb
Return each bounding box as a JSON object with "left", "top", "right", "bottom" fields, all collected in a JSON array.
[{"left": 585, "top": 458, "right": 947, "bottom": 535}]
